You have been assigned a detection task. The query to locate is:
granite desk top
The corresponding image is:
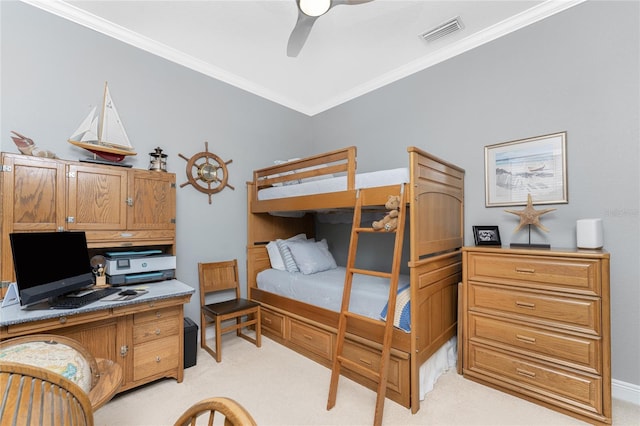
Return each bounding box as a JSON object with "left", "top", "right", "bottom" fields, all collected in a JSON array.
[{"left": 0, "top": 279, "right": 195, "bottom": 327}]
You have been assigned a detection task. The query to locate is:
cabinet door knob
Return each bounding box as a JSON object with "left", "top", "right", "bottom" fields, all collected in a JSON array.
[
  {"left": 156, "top": 356, "right": 161, "bottom": 363},
  {"left": 155, "top": 329, "right": 161, "bottom": 335}
]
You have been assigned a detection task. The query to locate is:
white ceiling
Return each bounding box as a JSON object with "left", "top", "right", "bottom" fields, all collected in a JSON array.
[{"left": 26, "top": 0, "right": 584, "bottom": 116}]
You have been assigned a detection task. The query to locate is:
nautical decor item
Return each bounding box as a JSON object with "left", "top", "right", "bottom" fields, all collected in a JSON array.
[
  {"left": 149, "top": 147, "right": 168, "bottom": 172},
  {"left": 68, "top": 82, "right": 137, "bottom": 163},
  {"left": 178, "top": 141, "right": 234, "bottom": 204},
  {"left": 10, "top": 131, "right": 58, "bottom": 158},
  {"left": 505, "top": 193, "right": 556, "bottom": 248}
]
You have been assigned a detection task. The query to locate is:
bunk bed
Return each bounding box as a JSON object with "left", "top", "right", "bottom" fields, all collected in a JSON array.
[{"left": 246, "top": 146, "right": 464, "bottom": 413}]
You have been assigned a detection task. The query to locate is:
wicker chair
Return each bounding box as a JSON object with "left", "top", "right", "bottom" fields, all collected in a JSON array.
[
  {"left": 173, "top": 397, "right": 257, "bottom": 426},
  {"left": 0, "top": 334, "right": 122, "bottom": 411},
  {"left": 0, "top": 361, "right": 94, "bottom": 425}
]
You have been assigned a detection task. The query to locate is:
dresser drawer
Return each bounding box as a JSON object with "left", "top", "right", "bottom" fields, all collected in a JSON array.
[
  {"left": 133, "top": 335, "right": 180, "bottom": 382},
  {"left": 466, "top": 253, "right": 601, "bottom": 295},
  {"left": 288, "top": 319, "right": 332, "bottom": 360},
  {"left": 133, "top": 316, "right": 180, "bottom": 344},
  {"left": 467, "top": 343, "right": 603, "bottom": 416},
  {"left": 468, "top": 314, "right": 601, "bottom": 374},
  {"left": 261, "top": 309, "right": 284, "bottom": 338},
  {"left": 469, "top": 284, "right": 600, "bottom": 335},
  {"left": 342, "top": 340, "right": 405, "bottom": 394}
]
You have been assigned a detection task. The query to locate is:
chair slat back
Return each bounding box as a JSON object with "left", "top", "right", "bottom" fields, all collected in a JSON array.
[
  {"left": 1, "top": 361, "right": 94, "bottom": 426},
  {"left": 198, "top": 260, "right": 241, "bottom": 301}
]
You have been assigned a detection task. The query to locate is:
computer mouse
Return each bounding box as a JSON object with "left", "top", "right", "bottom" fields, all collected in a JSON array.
[{"left": 119, "top": 289, "right": 138, "bottom": 296}]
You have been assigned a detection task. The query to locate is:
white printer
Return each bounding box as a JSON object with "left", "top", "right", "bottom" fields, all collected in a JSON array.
[{"left": 105, "top": 250, "right": 176, "bottom": 285}]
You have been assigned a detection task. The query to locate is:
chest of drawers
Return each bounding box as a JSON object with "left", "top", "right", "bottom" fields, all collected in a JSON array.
[{"left": 461, "top": 246, "right": 611, "bottom": 424}]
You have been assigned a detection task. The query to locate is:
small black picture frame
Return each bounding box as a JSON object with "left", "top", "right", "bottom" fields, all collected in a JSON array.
[{"left": 473, "top": 225, "right": 502, "bottom": 246}]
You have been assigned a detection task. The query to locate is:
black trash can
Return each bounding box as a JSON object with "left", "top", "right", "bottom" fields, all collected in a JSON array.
[{"left": 184, "top": 317, "right": 198, "bottom": 368}]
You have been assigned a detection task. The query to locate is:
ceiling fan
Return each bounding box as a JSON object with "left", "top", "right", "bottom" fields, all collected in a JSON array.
[{"left": 287, "top": 0, "right": 373, "bottom": 57}]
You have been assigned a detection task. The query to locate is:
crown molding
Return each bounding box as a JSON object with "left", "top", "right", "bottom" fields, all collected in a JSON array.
[{"left": 22, "top": 0, "right": 586, "bottom": 117}]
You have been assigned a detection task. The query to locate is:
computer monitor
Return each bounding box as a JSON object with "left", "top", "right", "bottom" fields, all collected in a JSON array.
[{"left": 10, "top": 231, "right": 94, "bottom": 306}]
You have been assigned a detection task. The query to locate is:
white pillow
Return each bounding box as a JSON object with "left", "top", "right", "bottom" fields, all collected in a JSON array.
[
  {"left": 287, "top": 239, "right": 337, "bottom": 275},
  {"left": 266, "top": 233, "right": 307, "bottom": 270}
]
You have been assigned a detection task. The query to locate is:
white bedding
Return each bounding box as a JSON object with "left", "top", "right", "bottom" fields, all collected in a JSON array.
[
  {"left": 258, "top": 167, "right": 409, "bottom": 200},
  {"left": 257, "top": 266, "right": 408, "bottom": 320}
]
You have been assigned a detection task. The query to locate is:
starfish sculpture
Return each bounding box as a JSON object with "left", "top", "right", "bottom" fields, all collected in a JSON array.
[{"left": 505, "top": 193, "right": 556, "bottom": 232}]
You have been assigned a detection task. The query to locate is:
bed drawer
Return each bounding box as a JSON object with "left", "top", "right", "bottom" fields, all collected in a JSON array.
[
  {"left": 466, "top": 253, "right": 600, "bottom": 295},
  {"left": 342, "top": 340, "right": 405, "bottom": 394},
  {"left": 467, "top": 343, "right": 602, "bottom": 416},
  {"left": 261, "top": 309, "right": 284, "bottom": 338},
  {"left": 288, "top": 319, "right": 332, "bottom": 360},
  {"left": 468, "top": 314, "right": 601, "bottom": 374},
  {"left": 469, "top": 284, "right": 600, "bottom": 335}
]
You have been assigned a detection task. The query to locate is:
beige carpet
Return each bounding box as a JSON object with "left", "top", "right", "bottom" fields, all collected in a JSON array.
[{"left": 95, "top": 335, "right": 639, "bottom": 425}]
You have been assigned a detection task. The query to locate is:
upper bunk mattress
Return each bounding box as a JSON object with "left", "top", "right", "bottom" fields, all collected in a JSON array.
[{"left": 257, "top": 167, "right": 409, "bottom": 200}]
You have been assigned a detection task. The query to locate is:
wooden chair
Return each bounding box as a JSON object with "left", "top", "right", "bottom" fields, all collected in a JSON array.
[
  {"left": 173, "top": 397, "right": 257, "bottom": 426},
  {"left": 0, "top": 334, "right": 122, "bottom": 411},
  {"left": 0, "top": 361, "right": 94, "bottom": 426},
  {"left": 198, "top": 260, "right": 261, "bottom": 362}
]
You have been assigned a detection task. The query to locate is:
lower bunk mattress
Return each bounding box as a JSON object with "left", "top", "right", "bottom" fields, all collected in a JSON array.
[{"left": 257, "top": 267, "right": 457, "bottom": 400}]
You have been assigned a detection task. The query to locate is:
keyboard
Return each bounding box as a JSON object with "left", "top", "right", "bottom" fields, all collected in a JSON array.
[{"left": 49, "top": 287, "right": 121, "bottom": 309}]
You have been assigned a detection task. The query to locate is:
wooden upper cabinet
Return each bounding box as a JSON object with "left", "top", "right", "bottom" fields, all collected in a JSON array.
[
  {"left": 1, "top": 153, "right": 177, "bottom": 287},
  {"left": 67, "top": 163, "right": 128, "bottom": 230},
  {"left": 1, "top": 154, "right": 66, "bottom": 232},
  {"left": 128, "top": 170, "right": 176, "bottom": 231}
]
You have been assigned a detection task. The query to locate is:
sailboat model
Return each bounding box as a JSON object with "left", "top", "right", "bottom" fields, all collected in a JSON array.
[{"left": 68, "top": 82, "right": 137, "bottom": 162}]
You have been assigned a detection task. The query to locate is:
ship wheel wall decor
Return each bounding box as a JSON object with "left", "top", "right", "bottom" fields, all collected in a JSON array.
[{"left": 179, "top": 141, "right": 234, "bottom": 204}]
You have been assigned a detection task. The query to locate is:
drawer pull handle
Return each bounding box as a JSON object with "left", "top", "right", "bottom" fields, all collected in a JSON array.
[
  {"left": 59, "top": 317, "right": 67, "bottom": 324},
  {"left": 515, "top": 267, "right": 535, "bottom": 274},
  {"left": 516, "top": 368, "right": 536, "bottom": 378},
  {"left": 155, "top": 311, "right": 161, "bottom": 318},
  {"left": 264, "top": 318, "right": 272, "bottom": 324},
  {"left": 155, "top": 329, "right": 161, "bottom": 335},
  {"left": 359, "top": 358, "right": 373, "bottom": 366},
  {"left": 303, "top": 334, "right": 313, "bottom": 340},
  {"left": 516, "top": 334, "right": 536, "bottom": 344},
  {"left": 515, "top": 301, "right": 535, "bottom": 309}
]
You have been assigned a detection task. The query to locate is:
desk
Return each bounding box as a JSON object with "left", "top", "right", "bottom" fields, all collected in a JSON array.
[{"left": 1, "top": 279, "right": 194, "bottom": 393}]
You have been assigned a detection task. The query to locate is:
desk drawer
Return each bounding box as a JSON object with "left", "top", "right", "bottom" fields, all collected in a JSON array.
[
  {"left": 288, "top": 319, "right": 332, "bottom": 360},
  {"left": 133, "top": 335, "right": 179, "bottom": 382},
  {"left": 468, "top": 314, "right": 600, "bottom": 373},
  {"left": 133, "top": 305, "right": 180, "bottom": 325},
  {"left": 467, "top": 253, "right": 600, "bottom": 295},
  {"left": 469, "top": 284, "right": 600, "bottom": 335},
  {"left": 467, "top": 343, "right": 602, "bottom": 415},
  {"left": 4, "top": 310, "right": 111, "bottom": 336},
  {"left": 133, "top": 316, "right": 180, "bottom": 344}
]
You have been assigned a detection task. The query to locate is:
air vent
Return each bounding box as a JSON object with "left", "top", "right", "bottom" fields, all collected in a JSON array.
[{"left": 419, "top": 17, "right": 463, "bottom": 43}]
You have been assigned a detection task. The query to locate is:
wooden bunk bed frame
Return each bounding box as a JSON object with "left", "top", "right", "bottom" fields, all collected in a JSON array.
[{"left": 246, "top": 146, "right": 464, "bottom": 413}]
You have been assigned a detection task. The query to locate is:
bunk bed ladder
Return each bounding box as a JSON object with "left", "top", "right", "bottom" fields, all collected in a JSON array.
[{"left": 327, "top": 185, "right": 407, "bottom": 426}]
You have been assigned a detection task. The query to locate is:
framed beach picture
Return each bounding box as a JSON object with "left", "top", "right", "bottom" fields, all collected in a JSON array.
[{"left": 485, "top": 132, "right": 567, "bottom": 207}]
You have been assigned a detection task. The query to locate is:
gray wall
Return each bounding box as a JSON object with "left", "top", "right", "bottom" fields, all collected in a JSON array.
[
  {"left": 0, "top": 1, "right": 311, "bottom": 328},
  {"left": 310, "top": 1, "right": 640, "bottom": 387},
  {"left": 2, "top": 1, "right": 638, "bottom": 389}
]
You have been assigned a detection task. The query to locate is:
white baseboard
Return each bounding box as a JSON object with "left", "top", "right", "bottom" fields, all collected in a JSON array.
[{"left": 613, "top": 379, "right": 640, "bottom": 405}]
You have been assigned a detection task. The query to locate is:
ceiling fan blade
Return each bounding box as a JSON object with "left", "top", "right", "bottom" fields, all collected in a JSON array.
[{"left": 287, "top": 11, "right": 318, "bottom": 57}]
